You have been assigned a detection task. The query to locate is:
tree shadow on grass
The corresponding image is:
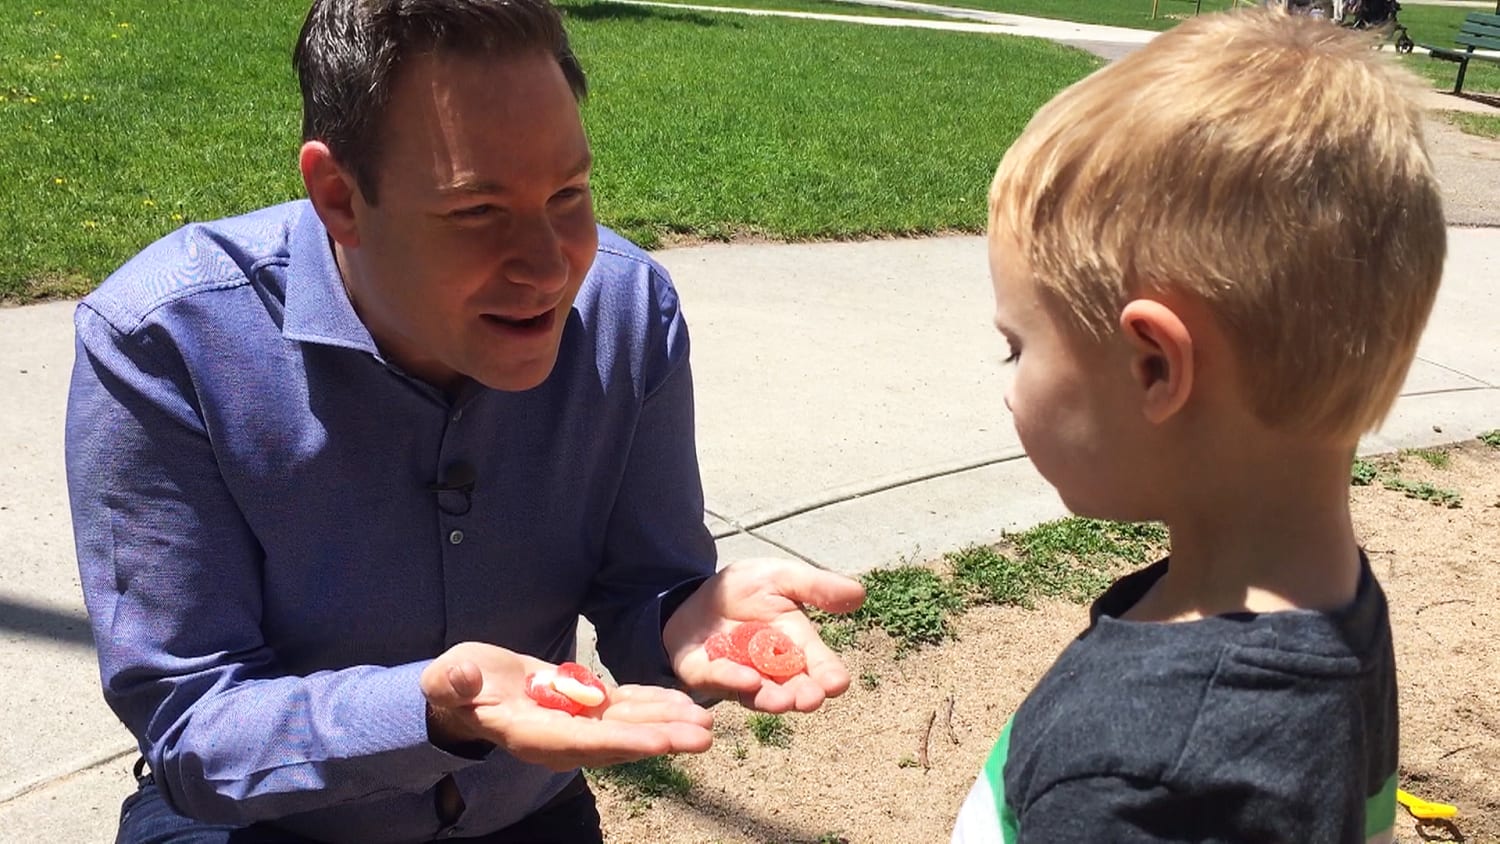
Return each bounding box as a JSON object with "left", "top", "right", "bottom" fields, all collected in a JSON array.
[{"left": 561, "top": 0, "right": 743, "bottom": 28}]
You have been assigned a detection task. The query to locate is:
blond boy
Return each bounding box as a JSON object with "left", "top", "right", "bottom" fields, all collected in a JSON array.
[{"left": 953, "top": 10, "right": 1445, "bottom": 843}]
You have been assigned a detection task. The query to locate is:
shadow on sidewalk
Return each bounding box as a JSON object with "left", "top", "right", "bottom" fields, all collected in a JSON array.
[{"left": 0, "top": 595, "right": 95, "bottom": 650}]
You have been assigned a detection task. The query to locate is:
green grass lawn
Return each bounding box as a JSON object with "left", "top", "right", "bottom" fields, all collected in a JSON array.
[
  {"left": 2, "top": 3, "right": 307, "bottom": 302},
  {"left": 1, "top": 0, "right": 1098, "bottom": 302},
  {"left": 1438, "top": 110, "right": 1500, "bottom": 140},
  {"left": 567, "top": 0, "right": 1099, "bottom": 248}
]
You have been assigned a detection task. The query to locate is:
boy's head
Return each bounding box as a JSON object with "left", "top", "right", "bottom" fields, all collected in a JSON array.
[{"left": 987, "top": 9, "right": 1445, "bottom": 517}]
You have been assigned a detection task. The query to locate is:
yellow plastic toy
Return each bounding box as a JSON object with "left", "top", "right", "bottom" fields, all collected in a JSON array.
[{"left": 1396, "top": 789, "right": 1458, "bottom": 820}]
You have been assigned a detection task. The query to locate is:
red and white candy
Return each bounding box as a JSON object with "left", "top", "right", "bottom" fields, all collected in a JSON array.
[{"left": 525, "top": 662, "right": 607, "bottom": 715}]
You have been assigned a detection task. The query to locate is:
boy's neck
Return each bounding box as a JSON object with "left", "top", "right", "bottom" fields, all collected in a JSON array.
[{"left": 1125, "top": 439, "right": 1362, "bottom": 623}]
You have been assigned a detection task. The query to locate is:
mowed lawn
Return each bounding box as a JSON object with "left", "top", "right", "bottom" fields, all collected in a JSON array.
[{"left": 1, "top": 0, "right": 1099, "bottom": 302}]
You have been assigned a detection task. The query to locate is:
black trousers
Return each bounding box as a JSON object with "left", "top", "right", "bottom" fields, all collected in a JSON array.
[{"left": 116, "top": 761, "right": 603, "bottom": 844}]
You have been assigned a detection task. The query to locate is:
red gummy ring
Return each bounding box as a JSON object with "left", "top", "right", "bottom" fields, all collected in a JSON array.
[
  {"left": 728, "top": 622, "right": 771, "bottom": 666},
  {"left": 747, "top": 627, "right": 806, "bottom": 680},
  {"left": 704, "top": 631, "right": 734, "bottom": 662}
]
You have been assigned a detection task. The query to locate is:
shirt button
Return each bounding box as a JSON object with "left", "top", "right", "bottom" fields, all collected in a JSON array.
[
  {"left": 450, "top": 408, "right": 463, "bottom": 423},
  {"left": 448, "top": 530, "right": 465, "bottom": 545}
]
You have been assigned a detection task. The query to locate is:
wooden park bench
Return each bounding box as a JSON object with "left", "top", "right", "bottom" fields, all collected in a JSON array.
[{"left": 1419, "top": 12, "right": 1500, "bottom": 96}]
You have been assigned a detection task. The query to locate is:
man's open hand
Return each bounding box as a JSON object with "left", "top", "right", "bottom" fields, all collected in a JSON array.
[
  {"left": 421, "top": 642, "right": 714, "bottom": 771},
  {"left": 663, "top": 558, "right": 866, "bottom": 714}
]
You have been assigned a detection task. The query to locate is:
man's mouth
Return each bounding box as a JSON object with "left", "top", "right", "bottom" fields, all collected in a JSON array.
[{"left": 482, "top": 309, "right": 556, "bottom": 335}]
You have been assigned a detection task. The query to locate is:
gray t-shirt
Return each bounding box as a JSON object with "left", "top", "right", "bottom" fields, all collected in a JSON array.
[{"left": 952, "top": 554, "right": 1398, "bottom": 843}]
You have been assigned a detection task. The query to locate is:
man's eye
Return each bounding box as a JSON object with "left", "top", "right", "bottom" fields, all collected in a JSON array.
[
  {"left": 451, "top": 204, "right": 496, "bottom": 219},
  {"left": 1002, "top": 344, "right": 1021, "bottom": 365},
  {"left": 552, "top": 186, "right": 589, "bottom": 204}
]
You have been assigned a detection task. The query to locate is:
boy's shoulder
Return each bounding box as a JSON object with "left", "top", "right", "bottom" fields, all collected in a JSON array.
[{"left": 996, "top": 558, "right": 1397, "bottom": 841}]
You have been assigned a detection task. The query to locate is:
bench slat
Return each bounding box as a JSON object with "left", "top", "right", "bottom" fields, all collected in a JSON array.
[
  {"left": 1456, "top": 20, "right": 1500, "bottom": 39},
  {"left": 1454, "top": 33, "right": 1500, "bottom": 52}
]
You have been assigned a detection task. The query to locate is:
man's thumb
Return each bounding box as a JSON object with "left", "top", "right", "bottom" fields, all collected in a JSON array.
[
  {"left": 424, "top": 660, "right": 483, "bottom": 708},
  {"left": 772, "top": 562, "right": 866, "bottom": 615}
]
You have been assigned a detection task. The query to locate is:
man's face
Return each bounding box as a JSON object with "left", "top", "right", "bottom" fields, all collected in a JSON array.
[{"left": 339, "top": 49, "right": 598, "bottom": 393}]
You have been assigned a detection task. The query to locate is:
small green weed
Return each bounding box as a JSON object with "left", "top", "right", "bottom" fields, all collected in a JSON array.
[
  {"left": 1003, "top": 518, "right": 1168, "bottom": 604},
  {"left": 1351, "top": 458, "right": 1379, "bottom": 486},
  {"left": 1401, "top": 447, "right": 1451, "bottom": 470},
  {"left": 815, "top": 616, "right": 858, "bottom": 652},
  {"left": 860, "top": 671, "right": 881, "bottom": 691},
  {"left": 1382, "top": 478, "right": 1462, "bottom": 508},
  {"left": 747, "top": 713, "right": 793, "bottom": 748},
  {"left": 897, "top": 754, "right": 920, "bottom": 768},
  {"left": 814, "top": 834, "right": 850, "bottom": 844},
  {"left": 947, "top": 544, "right": 1032, "bottom": 608},
  {"left": 850, "top": 565, "right": 965, "bottom": 652},
  {"left": 731, "top": 740, "right": 748, "bottom": 761},
  {"left": 1479, "top": 430, "right": 1500, "bottom": 448},
  {"left": 586, "top": 756, "right": 693, "bottom": 816}
]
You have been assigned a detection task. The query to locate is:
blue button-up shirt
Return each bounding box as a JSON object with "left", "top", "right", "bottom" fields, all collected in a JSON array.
[{"left": 64, "top": 200, "right": 716, "bottom": 842}]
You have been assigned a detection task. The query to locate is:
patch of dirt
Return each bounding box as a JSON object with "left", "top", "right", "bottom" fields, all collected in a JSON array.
[{"left": 595, "top": 443, "right": 1500, "bottom": 843}]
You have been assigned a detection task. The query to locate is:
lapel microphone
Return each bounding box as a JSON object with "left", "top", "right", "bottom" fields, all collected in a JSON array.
[{"left": 427, "top": 460, "right": 476, "bottom": 515}]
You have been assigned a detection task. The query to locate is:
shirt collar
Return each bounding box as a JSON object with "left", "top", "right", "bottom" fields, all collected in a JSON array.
[{"left": 282, "top": 200, "right": 380, "bottom": 354}]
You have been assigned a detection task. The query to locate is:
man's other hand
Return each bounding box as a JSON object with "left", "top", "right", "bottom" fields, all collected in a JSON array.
[{"left": 663, "top": 558, "right": 866, "bottom": 714}]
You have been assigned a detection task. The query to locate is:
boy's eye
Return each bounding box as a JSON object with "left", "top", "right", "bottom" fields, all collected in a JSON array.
[{"left": 1002, "top": 345, "right": 1021, "bottom": 365}]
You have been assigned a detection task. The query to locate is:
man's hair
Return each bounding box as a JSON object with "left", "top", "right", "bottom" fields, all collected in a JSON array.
[
  {"left": 989, "top": 9, "right": 1446, "bottom": 441},
  {"left": 293, "top": 0, "right": 587, "bottom": 203}
]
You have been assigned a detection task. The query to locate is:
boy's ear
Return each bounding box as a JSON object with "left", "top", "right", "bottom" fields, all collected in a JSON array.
[
  {"left": 299, "top": 141, "right": 362, "bottom": 250},
  {"left": 1118, "top": 299, "right": 1194, "bottom": 425}
]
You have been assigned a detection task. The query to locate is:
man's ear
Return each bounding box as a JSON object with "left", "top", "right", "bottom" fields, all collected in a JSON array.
[
  {"left": 299, "top": 141, "right": 362, "bottom": 249},
  {"left": 1119, "top": 298, "right": 1194, "bottom": 425}
]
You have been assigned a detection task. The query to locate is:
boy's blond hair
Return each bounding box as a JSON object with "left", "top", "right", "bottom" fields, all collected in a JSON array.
[{"left": 989, "top": 9, "right": 1446, "bottom": 441}]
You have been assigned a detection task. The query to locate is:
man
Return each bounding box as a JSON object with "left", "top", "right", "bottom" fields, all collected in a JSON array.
[{"left": 64, "top": 1, "right": 864, "bottom": 841}]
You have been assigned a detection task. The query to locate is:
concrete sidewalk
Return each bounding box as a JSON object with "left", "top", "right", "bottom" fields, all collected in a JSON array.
[
  {"left": 609, "top": 0, "right": 1158, "bottom": 53},
  {"left": 2, "top": 226, "right": 1498, "bottom": 839}
]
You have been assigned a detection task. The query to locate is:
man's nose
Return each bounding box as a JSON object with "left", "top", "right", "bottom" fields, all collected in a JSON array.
[{"left": 504, "top": 214, "right": 569, "bottom": 293}]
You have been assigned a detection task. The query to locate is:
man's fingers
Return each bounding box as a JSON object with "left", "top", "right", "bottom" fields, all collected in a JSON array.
[
  {"left": 783, "top": 673, "right": 830, "bottom": 713},
  {"left": 675, "top": 655, "right": 768, "bottom": 699},
  {"left": 607, "top": 684, "right": 700, "bottom": 708},
  {"left": 600, "top": 697, "right": 714, "bottom": 730},
  {"left": 800, "top": 635, "right": 853, "bottom": 698},
  {"left": 506, "top": 717, "right": 712, "bottom": 769},
  {"left": 769, "top": 563, "right": 866, "bottom": 615}
]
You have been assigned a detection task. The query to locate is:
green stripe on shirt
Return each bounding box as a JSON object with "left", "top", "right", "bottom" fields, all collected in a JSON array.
[
  {"left": 983, "top": 717, "right": 1020, "bottom": 843},
  {"left": 1365, "top": 772, "right": 1396, "bottom": 841}
]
